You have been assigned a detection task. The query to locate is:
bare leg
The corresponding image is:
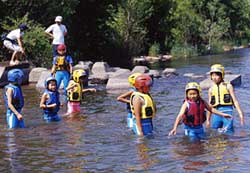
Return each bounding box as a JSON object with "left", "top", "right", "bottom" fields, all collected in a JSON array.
[{"left": 10, "top": 51, "right": 17, "bottom": 65}]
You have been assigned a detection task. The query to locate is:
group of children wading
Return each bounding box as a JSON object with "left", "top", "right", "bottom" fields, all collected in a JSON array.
[{"left": 117, "top": 64, "right": 244, "bottom": 140}]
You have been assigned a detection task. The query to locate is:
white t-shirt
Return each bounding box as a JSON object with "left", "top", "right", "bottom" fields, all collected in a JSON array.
[
  {"left": 7, "top": 29, "right": 23, "bottom": 40},
  {"left": 45, "top": 23, "right": 67, "bottom": 44}
]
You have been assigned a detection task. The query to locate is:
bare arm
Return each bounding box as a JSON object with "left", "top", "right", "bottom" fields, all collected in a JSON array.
[
  {"left": 17, "top": 37, "right": 25, "bottom": 54},
  {"left": 45, "top": 31, "right": 54, "bottom": 38},
  {"left": 66, "top": 80, "right": 76, "bottom": 91},
  {"left": 117, "top": 91, "right": 133, "bottom": 104},
  {"left": 204, "top": 101, "right": 232, "bottom": 118},
  {"left": 40, "top": 93, "right": 56, "bottom": 109},
  {"left": 6, "top": 88, "right": 23, "bottom": 120},
  {"left": 206, "top": 88, "right": 213, "bottom": 128},
  {"left": 168, "top": 102, "right": 187, "bottom": 136},
  {"left": 82, "top": 88, "right": 96, "bottom": 93},
  {"left": 133, "top": 96, "right": 144, "bottom": 136},
  {"left": 228, "top": 84, "right": 244, "bottom": 125},
  {"left": 51, "top": 64, "right": 56, "bottom": 75},
  {"left": 68, "top": 63, "right": 73, "bottom": 74}
]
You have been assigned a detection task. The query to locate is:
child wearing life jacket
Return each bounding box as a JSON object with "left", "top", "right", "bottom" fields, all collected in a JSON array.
[
  {"left": 130, "top": 74, "right": 156, "bottom": 136},
  {"left": 169, "top": 82, "right": 231, "bottom": 140},
  {"left": 117, "top": 73, "right": 141, "bottom": 129},
  {"left": 3, "top": 69, "right": 25, "bottom": 128},
  {"left": 51, "top": 44, "right": 73, "bottom": 95},
  {"left": 40, "top": 77, "right": 62, "bottom": 122},
  {"left": 206, "top": 64, "right": 244, "bottom": 133},
  {"left": 65, "top": 69, "right": 96, "bottom": 116}
]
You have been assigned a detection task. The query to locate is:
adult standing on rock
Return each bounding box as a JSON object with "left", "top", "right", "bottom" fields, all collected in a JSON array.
[
  {"left": 45, "top": 16, "right": 67, "bottom": 57},
  {"left": 3, "top": 24, "right": 28, "bottom": 66}
]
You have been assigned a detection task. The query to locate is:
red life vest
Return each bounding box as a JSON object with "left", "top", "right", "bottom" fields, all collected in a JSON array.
[{"left": 182, "top": 98, "right": 206, "bottom": 126}]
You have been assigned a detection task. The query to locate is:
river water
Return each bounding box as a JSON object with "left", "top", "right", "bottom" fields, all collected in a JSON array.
[{"left": 0, "top": 49, "right": 250, "bottom": 172}]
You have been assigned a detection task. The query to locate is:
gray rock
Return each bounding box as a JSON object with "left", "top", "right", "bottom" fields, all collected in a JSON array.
[
  {"left": 106, "top": 73, "right": 130, "bottom": 93},
  {"left": 29, "top": 67, "right": 47, "bottom": 83},
  {"left": 200, "top": 74, "right": 241, "bottom": 89},
  {"left": 131, "top": 66, "right": 149, "bottom": 73},
  {"left": 91, "top": 62, "right": 110, "bottom": 74},
  {"left": 36, "top": 70, "right": 52, "bottom": 89},
  {"left": 162, "top": 68, "right": 178, "bottom": 77},
  {"left": 148, "top": 70, "right": 161, "bottom": 78}
]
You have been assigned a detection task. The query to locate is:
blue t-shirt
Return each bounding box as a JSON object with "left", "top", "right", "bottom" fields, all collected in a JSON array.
[{"left": 52, "top": 55, "right": 73, "bottom": 65}]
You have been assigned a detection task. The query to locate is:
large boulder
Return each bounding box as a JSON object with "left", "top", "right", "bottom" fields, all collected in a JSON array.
[
  {"left": 131, "top": 65, "right": 149, "bottom": 73},
  {"left": 29, "top": 67, "right": 47, "bottom": 83},
  {"left": 162, "top": 68, "right": 178, "bottom": 77},
  {"left": 200, "top": 74, "right": 241, "bottom": 89},
  {"left": 91, "top": 62, "right": 110, "bottom": 74},
  {"left": 0, "top": 62, "right": 30, "bottom": 88},
  {"left": 106, "top": 72, "right": 131, "bottom": 93},
  {"left": 36, "top": 70, "right": 51, "bottom": 89}
]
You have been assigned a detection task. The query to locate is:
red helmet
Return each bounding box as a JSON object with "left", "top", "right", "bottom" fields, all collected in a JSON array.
[
  {"left": 57, "top": 44, "right": 66, "bottom": 51},
  {"left": 134, "top": 74, "right": 153, "bottom": 93}
]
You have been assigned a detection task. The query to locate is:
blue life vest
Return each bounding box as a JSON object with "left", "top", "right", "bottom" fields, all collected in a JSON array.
[
  {"left": 43, "top": 90, "right": 60, "bottom": 115},
  {"left": 4, "top": 84, "right": 24, "bottom": 111}
]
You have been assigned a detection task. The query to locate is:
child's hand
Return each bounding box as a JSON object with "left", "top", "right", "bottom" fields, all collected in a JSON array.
[
  {"left": 90, "top": 88, "right": 96, "bottom": 92},
  {"left": 206, "top": 121, "right": 210, "bottom": 128},
  {"left": 17, "top": 113, "right": 23, "bottom": 120},
  {"left": 168, "top": 129, "right": 176, "bottom": 136},
  {"left": 224, "top": 114, "right": 232, "bottom": 119},
  {"left": 240, "top": 117, "right": 245, "bottom": 126},
  {"left": 51, "top": 103, "right": 57, "bottom": 108}
]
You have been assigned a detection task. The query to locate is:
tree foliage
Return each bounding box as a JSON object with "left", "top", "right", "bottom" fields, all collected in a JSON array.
[{"left": 1, "top": 0, "right": 250, "bottom": 67}]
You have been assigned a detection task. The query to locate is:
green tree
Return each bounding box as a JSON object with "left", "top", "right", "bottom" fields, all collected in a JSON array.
[
  {"left": 106, "top": 0, "right": 153, "bottom": 60},
  {"left": 198, "top": 0, "right": 230, "bottom": 50}
]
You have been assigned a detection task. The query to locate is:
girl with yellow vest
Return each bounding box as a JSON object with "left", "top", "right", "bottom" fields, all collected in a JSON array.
[
  {"left": 65, "top": 69, "right": 96, "bottom": 117},
  {"left": 206, "top": 64, "right": 244, "bottom": 133},
  {"left": 117, "top": 72, "right": 141, "bottom": 129},
  {"left": 130, "top": 74, "right": 156, "bottom": 136}
]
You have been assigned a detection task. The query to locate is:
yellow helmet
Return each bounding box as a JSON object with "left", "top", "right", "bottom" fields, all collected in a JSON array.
[
  {"left": 210, "top": 64, "right": 225, "bottom": 78},
  {"left": 128, "top": 72, "right": 142, "bottom": 87},
  {"left": 185, "top": 82, "right": 202, "bottom": 96},
  {"left": 73, "top": 69, "right": 87, "bottom": 83}
]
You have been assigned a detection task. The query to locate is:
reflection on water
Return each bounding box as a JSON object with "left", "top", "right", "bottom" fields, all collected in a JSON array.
[{"left": 0, "top": 49, "right": 250, "bottom": 172}]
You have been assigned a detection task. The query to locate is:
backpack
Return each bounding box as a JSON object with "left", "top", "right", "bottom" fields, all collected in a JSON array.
[{"left": 1, "top": 33, "right": 7, "bottom": 41}]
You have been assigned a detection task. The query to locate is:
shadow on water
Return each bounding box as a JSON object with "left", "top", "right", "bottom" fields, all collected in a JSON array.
[{"left": 0, "top": 48, "right": 250, "bottom": 172}]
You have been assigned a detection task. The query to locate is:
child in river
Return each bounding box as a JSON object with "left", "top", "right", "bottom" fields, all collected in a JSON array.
[
  {"left": 206, "top": 64, "right": 244, "bottom": 133},
  {"left": 3, "top": 69, "right": 25, "bottom": 128},
  {"left": 130, "top": 74, "right": 156, "bottom": 136},
  {"left": 40, "top": 76, "right": 62, "bottom": 122},
  {"left": 65, "top": 69, "right": 96, "bottom": 117},
  {"left": 117, "top": 73, "right": 141, "bottom": 129},
  {"left": 169, "top": 82, "right": 232, "bottom": 141}
]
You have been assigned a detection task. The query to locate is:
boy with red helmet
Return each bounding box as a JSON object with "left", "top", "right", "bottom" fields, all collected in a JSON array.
[
  {"left": 51, "top": 44, "right": 73, "bottom": 96},
  {"left": 130, "top": 74, "right": 156, "bottom": 136}
]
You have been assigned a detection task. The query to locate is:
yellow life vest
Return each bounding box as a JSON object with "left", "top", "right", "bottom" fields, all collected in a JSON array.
[
  {"left": 130, "top": 92, "right": 156, "bottom": 119},
  {"left": 56, "top": 56, "right": 68, "bottom": 71},
  {"left": 67, "top": 81, "right": 82, "bottom": 102},
  {"left": 210, "top": 82, "right": 233, "bottom": 107}
]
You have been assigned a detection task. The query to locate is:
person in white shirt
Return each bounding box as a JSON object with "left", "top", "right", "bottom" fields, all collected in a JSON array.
[
  {"left": 45, "top": 16, "right": 67, "bottom": 57},
  {"left": 3, "top": 24, "right": 28, "bottom": 66}
]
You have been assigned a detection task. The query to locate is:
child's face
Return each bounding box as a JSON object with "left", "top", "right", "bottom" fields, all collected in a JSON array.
[
  {"left": 48, "top": 81, "right": 57, "bottom": 91},
  {"left": 79, "top": 76, "right": 87, "bottom": 83},
  {"left": 211, "top": 72, "right": 222, "bottom": 84},
  {"left": 187, "top": 89, "right": 199, "bottom": 101},
  {"left": 57, "top": 49, "right": 66, "bottom": 55}
]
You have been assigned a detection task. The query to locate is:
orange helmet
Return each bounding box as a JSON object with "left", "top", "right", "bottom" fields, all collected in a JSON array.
[{"left": 134, "top": 74, "right": 153, "bottom": 93}]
